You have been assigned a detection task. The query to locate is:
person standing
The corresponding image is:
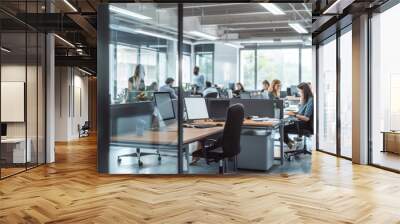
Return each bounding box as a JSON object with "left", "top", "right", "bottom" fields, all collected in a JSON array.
[{"left": 192, "top": 66, "right": 205, "bottom": 91}]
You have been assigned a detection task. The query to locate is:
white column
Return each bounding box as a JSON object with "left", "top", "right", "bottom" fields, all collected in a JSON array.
[
  {"left": 352, "top": 14, "right": 369, "bottom": 164},
  {"left": 46, "top": 33, "right": 55, "bottom": 163}
]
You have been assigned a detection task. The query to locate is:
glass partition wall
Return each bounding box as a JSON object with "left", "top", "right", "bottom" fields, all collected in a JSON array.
[
  {"left": 239, "top": 47, "right": 310, "bottom": 90},
  {"left": 105, "top": 3, "right": 179, "bottom": 174},
  {"left": 0, "top": 3, "right": 46, "bottom": 179},
  {"left": 98, "top": 3, "right": 312, "bottom": 174},
  {"left": 370, "top": 3, "right": 400, "bottom": 171},
  {"left": 317, "top": 37, "right": 337, "bottom": 155},
  {"left": 316, "top": 27, "right": 352, "bottom": 159}
]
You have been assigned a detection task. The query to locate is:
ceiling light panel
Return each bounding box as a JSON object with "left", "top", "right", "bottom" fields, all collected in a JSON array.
[
  {"left": 109, "top": 5, "right": 151, "bottom": 20},
  {"left": 289, "top": 23, "right": 308, "bottom": 34},
  {"left": 259, "top": 3, "right": 285, "bottom": 15}
]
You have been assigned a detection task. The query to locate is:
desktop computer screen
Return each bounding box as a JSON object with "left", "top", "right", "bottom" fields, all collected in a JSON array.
[
  {"left": 207, "top": 99, "right": 230, "bottom": 121},
  {"left": 1, "top": 123, "right": 7, "bottom": 137},
  {"left": 287, "top": 86, "right": 299, "bottom": 97},
  {"left": 153, "top": 92, "right": 175, "bottom": 121},
  {"left": 240, "top": 92, "right": 251, "bottom": 99},
  {"left": 184, "top": 97, "right": 209, "bottom": 120}
]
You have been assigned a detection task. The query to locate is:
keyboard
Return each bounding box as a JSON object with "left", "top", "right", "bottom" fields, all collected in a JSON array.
[{"left": 193, "top": 124, "right": 218, "bottom": 128}]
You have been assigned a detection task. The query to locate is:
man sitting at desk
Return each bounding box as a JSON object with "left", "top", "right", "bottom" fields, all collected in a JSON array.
[
  {"left": 159, "top": 77, "right": 177, "bottom": 99},
  {"left": 202, "top": 81, "right": 218, "bottom": 97},
  {"left": 284, "top": 82, "right": 314, "bottom": 149}
]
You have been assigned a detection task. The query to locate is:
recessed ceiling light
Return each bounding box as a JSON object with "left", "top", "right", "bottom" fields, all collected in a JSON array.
[
  {"left": 323, "top": 0, "right": 344, "bottom": 14},
  {"left": 78, "top": 67, "right": 92, "bottom": 76},
  {"left": 188, "top": 31, "right": 218, "bottom": 40},
  {"left": 238, "top": 40, "right": 274, "bottom": 44},
  {"left": 63, "top": 0, "right": 78, "bottom": 12},
  {"left": 109, "top": 5, "right": 151, "bottom": 20},
  {"left": 54, "top": 34, "right": 75, "bottom": 48},
  {"left": 224, "top": 43, "right": 243, "bottom": 49},
  {"left": 259, "top": 3, "right": 285, "bottom": 15},
  {"left": 281, "top": 39, "right": 303, "bottom": 43},
  {"left": 1, "top": 47, "right": 11, "bottom": 53},
  {"left": 289, "top": 23, "right": 308, "bottom": 34}
]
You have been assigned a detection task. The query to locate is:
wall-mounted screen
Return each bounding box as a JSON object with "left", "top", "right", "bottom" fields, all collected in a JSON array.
[{"left": 1, "top": 82, "right": 25, "bottom": 122}]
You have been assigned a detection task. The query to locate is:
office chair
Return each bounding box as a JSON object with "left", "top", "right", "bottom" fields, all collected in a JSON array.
[
  {"left": 192, "top": 103, "right": 244, "bottom": 174},
  {"left": 284, "top": 116, "right": 313, "bottom": 161},
  {"left": 78, "top": 121, "right": 90, "bottom": 138},
  {"left": 204, "top": 92, "right": 218, "bottom": 98}
]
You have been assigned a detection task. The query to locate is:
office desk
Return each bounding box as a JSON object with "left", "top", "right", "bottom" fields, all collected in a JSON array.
[
  {"left": 1, "top": 138, "right": 32, "bottom": 164},
  {"left": 200, "top": 119, "right": 285, "bottom": 165},
  {"left": 111, "top": 126, "right": 224, "bottom": 172}
]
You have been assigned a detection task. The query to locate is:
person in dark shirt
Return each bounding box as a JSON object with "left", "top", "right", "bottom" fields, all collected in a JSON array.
[
  {"left": 284, "top": 82, "right": 314, "bottom": 149},
  {"left": 261, "top": 80, "right": 270, "bottom": 92},
  {"left": 233, "top": 82, "right": 245, "bottom": 97}
]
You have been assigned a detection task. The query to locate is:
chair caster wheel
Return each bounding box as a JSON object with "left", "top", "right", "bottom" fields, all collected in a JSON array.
[{"left": 138, "top": 161, "right": 143, "bottom": 166}]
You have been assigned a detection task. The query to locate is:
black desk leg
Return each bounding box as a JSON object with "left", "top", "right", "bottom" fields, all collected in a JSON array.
[{"left": 280, "top": 124, "right": 284, "bottom": 165}]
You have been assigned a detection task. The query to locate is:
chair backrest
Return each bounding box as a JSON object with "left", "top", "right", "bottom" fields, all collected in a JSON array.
[
  {"left": 204, "top": 92, "right": 218, "bottom": 98},
  {"left": 222, "top": 103, "right": 244, "bottom": 158},
  {"left": 298, "top": 112, "right": 314, "bottom": 136}
]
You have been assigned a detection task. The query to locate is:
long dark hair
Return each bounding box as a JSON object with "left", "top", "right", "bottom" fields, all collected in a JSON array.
[
  {"left": 297, "top": 82, "right": 313, "bottom": 104},
  {"left": 236, "top": 82, "right": 245, "bottom": 91}
]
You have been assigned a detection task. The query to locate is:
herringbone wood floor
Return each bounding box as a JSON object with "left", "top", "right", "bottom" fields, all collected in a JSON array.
[{"left": 1, "top": 136, "right": 400, "bottom": 224}]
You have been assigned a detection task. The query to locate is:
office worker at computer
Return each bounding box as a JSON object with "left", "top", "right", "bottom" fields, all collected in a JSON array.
[
  {"left": 284, "top": 82, "right": 314, "bottom": 149},
  {"left": 261, "top": 80, "right": 270, "bottom": 92},
  {"left": 128, "top": 64, "right": 146, "bottom": 91},
  {"left": 268, "top": 79, "right": 281, "bottom": 100},
  {"left": 192, "top": 66, "right": 205, "bottom": 91},
  {"left": 202, "top": 81, "right": 218, "bottom": 97},
  {"left": 233, "top": 82, "right": 245, "bottom": 97},
  {"left": 159, "top": 77, "right": 177, "bottom": 99},
  {"left": 148, "top": 81, "right": 159, "bottom": 91}
]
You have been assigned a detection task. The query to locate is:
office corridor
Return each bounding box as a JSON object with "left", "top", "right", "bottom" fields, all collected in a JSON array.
[{"left": 0, "top": 135, "right": 400, "bottom": 223}]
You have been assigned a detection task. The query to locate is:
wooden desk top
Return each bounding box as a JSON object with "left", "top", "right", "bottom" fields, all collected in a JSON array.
[
  {"left": 198, "top": 119, "right": 279, "bottom": 128},
  {"left": 112, "top": 119, "right": 280, "bottom": 146},
  {"left": 112, "top": 126, "right": 223, "bottom": 146}
]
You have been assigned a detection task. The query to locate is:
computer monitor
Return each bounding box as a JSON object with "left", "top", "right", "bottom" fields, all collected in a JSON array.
[
  {"left": 207, "top": 99, "right": 230, "bottom": 121},
  {"left": 240, "top": 92, "right": 251, "bottom": 99},
  {"left": 184, "top": 97, "right": 209, "bottom": 120},
  {"left": 230, "top": 99, "right": 284, "bottom": 118},
  {"left": 228, "top": 82, "right": 235, "bottom": 90},
  {"left": 287, "top": 85, "right": 299, "bottom": 97},
  {"left": 153, "top": 92, "right": 175, "bottom": 121},
  {"left": 1, "top": 123, "right": 7, "bottom": 137},
  {"left": 280, "top": 91, "right": 287, "bottom": 98}
]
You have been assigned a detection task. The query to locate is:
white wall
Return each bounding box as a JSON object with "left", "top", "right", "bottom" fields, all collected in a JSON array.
[
  {"left": 55, "top": 67, "right": 89, "bottom": 141},
  {"left": 213, "top": 43, "right": 239, "bottom": 87}
]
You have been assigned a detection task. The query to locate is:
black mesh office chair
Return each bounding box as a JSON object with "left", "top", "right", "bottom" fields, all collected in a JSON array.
[
  {"left": 284, "top": 115, "right": 313, "bottom": 160},
  {"left": 78, "top": 121, "right": 90, "bottom": 138},
  {"left": 204, "top": 92, "right": 218, "bottom": 98},
  {"left": 192, "top": 103, "right": 244, "bottom": 174}
]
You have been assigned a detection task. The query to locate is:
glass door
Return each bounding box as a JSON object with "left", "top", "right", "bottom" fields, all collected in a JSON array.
[
  {"left": 317, "top": 37, "right": 337, "bottom": 155},
  {"left": 106, "top": 3, "right": 180, "bottom": 174},
  {"left": 339, "top": 28, "right": 352, "bottom": 158}
]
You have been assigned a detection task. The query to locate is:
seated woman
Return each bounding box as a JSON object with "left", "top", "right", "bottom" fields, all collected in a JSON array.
[
  {"left": 268, "top": 79, "right": 281, "bottom": 100},
  {"left": 233, "top": 82, "right": 245, "bottom": 97},
  {"left": 284, "top": 82, "right": 313, "bottom": 149}
]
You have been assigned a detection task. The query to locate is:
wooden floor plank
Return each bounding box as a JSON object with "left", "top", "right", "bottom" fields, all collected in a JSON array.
[{"left": 0, "top": 135, "right": 400, "bottom": 223}]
